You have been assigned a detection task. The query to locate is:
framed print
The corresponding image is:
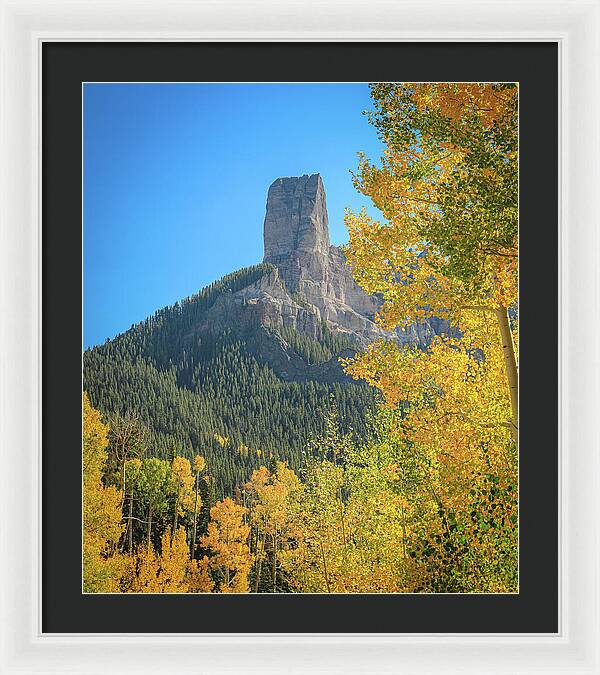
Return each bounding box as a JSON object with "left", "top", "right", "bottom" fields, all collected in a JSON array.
[
  {"left": 47, "top": 42, "right": 555, "bottom": 631},
  {"left": 1, "top": 1, "right": 599, "bottom": 674}
]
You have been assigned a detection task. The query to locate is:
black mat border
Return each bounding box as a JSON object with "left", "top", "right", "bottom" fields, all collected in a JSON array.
[{"left": 42, "top": 42, "right": 558, "bottom": 633}]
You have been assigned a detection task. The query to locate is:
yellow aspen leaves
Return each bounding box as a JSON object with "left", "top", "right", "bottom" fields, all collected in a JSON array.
[
  {"left": 128, "top": 528, "right": 190, "bottom": 593},
  {"left": 83, "top": 393, "right": 126, "bottom": 593},
  {"left": 200, "top": 497, "right": 253, "bottom": 593},
  {"left": 339, "top": 82, "right": 519, "bottom": 591},
  {"left": 170, "top": 456, "right": 195, "bottom": 524}
]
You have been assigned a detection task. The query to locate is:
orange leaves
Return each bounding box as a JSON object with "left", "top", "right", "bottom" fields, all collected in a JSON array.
[
  {"left": 343, "top": 340, "right": 420, "bottom": 408},
  {"left": 246, "top": 465, "right": 271, "bottom": 494},
  {"left": 129, "top": 545, "right": 162, "bottom": 593}
]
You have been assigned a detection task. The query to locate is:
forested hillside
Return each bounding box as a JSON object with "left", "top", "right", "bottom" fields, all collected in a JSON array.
[{"left": 84, "top": 264, "right": 378, "bottom": 495}]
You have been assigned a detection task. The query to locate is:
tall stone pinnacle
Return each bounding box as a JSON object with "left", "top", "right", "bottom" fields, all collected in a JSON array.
[
  {"left": 213, "top": 173, "right": 446, "bottom": 355},
  {"left": 260, "top": 173, "right": 382, "bottom": 336},
  {"left": 263, "top": 174, "right": 330, "bottom": 266}
]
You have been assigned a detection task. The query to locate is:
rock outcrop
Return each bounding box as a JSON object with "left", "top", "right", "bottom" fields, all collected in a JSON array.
[
  {"left": 262, "top": 174, "right": 388, "bottom": 347},
  {"left": 192, "top": 173, "right": 448, "bottom": 380},
  {"left": 262, "top": 173, "right": 451, "bottom": 346},
  {"left": 264, "top": 174, "right": 331, "bottom": 271}
]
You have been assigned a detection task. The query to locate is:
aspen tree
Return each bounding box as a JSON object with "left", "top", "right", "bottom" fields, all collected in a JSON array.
[
  {"left": 170, "top": 456, "right": 195, "bottom": 537},
  {"left": 201, "top": 497, "right": 252, "bottom": 593},
  {"left": 83, "top": 393, "right": 125, "bottom": 592},
  {"left": 345, "top": 82, "right": 518, "bottom": 440}
]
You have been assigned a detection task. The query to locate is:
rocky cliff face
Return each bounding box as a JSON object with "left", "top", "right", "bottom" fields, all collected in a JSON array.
[
  {"left": 262, "top": 174, "right": 387, "bottom": 346},
  {"left": 263, "top": 174, "right": 331, "bottom": 271},
  {"left": 261, "top": 173, "right": 448, "bottom": 347},
  {"left": 194, "top": 173, "right": 448, "bottom": 380}
]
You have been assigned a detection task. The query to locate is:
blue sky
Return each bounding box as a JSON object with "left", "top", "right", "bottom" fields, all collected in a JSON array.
[{"left": 83, "top": 83, "right": 384, "bottom": 348}]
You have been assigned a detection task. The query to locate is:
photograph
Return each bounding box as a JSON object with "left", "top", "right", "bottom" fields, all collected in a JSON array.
[{"left": 82, "top": 81, "right": 519, "bottom": 595}]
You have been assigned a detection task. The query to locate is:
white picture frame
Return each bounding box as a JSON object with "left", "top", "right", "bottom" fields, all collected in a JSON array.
[{"left": 1, "top": 0, "right": 598, "bottom": 673}]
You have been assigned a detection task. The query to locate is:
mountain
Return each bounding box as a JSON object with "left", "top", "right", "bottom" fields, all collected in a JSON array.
[
  {"left": 83, "top": 174, "right": 446, "bottom": 495},
  {"left": 209, "top": 174, "right": 446, "bottom": 353}
]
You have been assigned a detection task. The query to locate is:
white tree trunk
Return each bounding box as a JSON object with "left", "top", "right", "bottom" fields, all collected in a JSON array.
[{"left": 495, "top": 306, "right": 519, "bottom": 444}]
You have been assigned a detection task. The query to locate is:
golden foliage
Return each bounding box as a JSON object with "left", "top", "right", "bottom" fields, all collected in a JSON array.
[
  {"left": 343, "top": 81, "right": 518, "bottom": 441},
  {"left": 279, "top": 451, "right": 409, "bottom": 593},
  {"left": 171, "top": 455, "right": 195, "bottom": 519},
  {"left": 201, "top": 497, "right": 253, "bottom": 593},
  {"left": 188, "top": 556, "right": 214, "bottom": 593},
  {"left": 128, "top": 528, "right": 190, "bottom": 593},
  {"left": 83, "top": 393, "right": 126, "bottom": 593},
  {"left": 338, "top": 82, "right": 519, "bottom": 591},
  {"left": 193, "top": 455, "right": 205, "bottom": 474}
]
